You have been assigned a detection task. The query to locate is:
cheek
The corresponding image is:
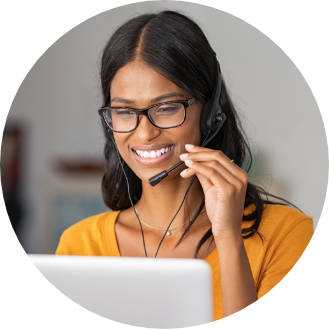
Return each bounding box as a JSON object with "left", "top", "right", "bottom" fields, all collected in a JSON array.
[
  {"left": 113, "top": 134, "right": 131, "bottom": 162},
  {"left": 172, "top": 111, "right": 202, "bottom": 148}
]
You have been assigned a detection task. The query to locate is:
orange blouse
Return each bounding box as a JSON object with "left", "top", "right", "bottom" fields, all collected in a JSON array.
[{"left": 56, "top": 204, "right": 314, "bottom": 321}]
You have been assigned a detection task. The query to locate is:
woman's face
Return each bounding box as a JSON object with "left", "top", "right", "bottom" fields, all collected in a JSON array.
[{"left": 110, "top": 61, "right": 204, "bottom": 182}]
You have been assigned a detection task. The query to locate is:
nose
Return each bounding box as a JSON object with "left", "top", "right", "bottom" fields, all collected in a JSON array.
[
  {"left": 134, "top": 113, "right": 161, "bottom": 141},
  {"left": 136, "top": 113, "right": 157, "bottom": 129}
]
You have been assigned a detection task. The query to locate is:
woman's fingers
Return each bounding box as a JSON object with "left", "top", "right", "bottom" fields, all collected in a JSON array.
[
  {"left": 181, "top": 160, "right": 242, "bottom": 193},
  {"left": 180, "top": 145, "right": 248, "bottom": 186}
]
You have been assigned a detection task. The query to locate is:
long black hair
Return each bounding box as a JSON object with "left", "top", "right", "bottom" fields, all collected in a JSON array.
[{"left": 100, "top": 10, "right": 302, "bottom": 257}]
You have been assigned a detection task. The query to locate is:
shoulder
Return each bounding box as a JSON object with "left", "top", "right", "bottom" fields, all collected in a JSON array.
[
  {"left": 244, "top": 203, "right": 314, "bottom": 249},
  {"left": 260, "top": 204, "right": 313, "bottom": 237},
  {"left": 244, "top": 203, "right": 313, "bottom": 230},
  {"left": 55, "top": 211, "right": 120, "bottom": 255},
  {"left": 62, "top": 211, "right": 118, "bottom": 238},
  {"left": 246, "top": 204, "right": 314, "bottom": 298}
]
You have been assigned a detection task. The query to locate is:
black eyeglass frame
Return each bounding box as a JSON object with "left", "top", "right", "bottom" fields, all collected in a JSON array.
[{"left": 98, "top": 97, "right": 196, "bottom": 133}]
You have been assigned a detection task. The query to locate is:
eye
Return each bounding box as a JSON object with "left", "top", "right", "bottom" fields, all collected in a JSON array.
[
  {"left": 155, "top": 103, "right": 182, "bottom": 115},
  {"left": 114, "top": 109, "right": 135, "bottom": 116}
]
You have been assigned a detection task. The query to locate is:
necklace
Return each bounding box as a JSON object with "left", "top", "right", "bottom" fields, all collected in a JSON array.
[{"left": 135, "top": 205, "right": 206, "bottom": 236}]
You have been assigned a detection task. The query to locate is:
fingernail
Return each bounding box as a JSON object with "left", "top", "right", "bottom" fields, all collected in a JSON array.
[
  {"left": 179, "top": 153, "right": 189, "bottom": 160},
  {"left": 185, "top": 144, "right": 194, "bottom": 149},
  {"left": 180, "top": 169, "right": 187, "bottom": 176},
  {"left": 185, "top": 159, "right": 193, "bottom": 165}
]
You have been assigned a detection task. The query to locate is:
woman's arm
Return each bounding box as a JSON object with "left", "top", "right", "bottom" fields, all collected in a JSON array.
[
  {"left": 215, "top": 232, "right": 257, "bottom": 317},
  {"left": 180, "top": 144, "right": 257, "bottom": 317}
]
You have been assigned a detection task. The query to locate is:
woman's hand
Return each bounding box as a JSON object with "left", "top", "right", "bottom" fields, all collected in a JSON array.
[
  {"left": 180, "top": 144, "right": 258, "bottom": 317},
  {"left": 179, "top": 144, "right": 248, "bottom": 240}
]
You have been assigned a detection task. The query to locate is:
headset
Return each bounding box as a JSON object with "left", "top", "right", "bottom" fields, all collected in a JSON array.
[{"left": 100, "top": 52, "right": 226, "bottom": 257}]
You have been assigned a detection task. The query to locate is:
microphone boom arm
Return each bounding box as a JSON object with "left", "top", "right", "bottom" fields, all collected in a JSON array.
[
  {"left": 148, "top": 114, "right": 225, "bottom": 187},
  {"left": 148, "top": 161, "right": 184, "bottom": 187}
]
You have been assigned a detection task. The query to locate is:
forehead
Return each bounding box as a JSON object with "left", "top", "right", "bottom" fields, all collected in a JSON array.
[{"left": 110, "top": 61, "right": 187, "bottom": 105}]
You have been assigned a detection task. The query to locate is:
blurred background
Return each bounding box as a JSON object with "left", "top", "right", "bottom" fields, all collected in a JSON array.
[{"left": 1, "top": 1, "right": 327, "bottom": 254}]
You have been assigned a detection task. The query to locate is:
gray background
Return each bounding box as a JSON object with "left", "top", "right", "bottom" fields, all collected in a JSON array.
[{"left": 5, "top": 1, "right": 327, "bottom": 253}]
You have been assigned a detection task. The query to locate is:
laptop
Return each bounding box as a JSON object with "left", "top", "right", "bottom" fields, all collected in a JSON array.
[{"left": 29, "top": 255, "right": 213, "bottom": 328}]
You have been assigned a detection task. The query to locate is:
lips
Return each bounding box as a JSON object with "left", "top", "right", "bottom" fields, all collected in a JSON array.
[
  {"left": 135, "top": 145, "right": 174, "bottom": 159},
  {"left": 131, "top": 144, "right": 175, "bottom": 166}
]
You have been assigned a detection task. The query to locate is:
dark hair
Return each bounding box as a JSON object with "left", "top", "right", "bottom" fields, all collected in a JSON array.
[{"left": 100, "top": 10, "right": 302, "bottom": 257}]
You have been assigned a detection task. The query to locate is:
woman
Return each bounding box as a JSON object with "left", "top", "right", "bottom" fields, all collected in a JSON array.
[{"left": 56, "top": 10, "right": 314, "bottom": 320}]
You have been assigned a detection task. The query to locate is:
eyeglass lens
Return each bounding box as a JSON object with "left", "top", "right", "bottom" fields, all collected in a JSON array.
[{"left": 103, "top": 102, "right": 185, "bottom": 132}]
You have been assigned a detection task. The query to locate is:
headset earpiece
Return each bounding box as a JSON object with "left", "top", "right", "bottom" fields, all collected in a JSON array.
[
  {"left": 200, "top": 99, "right": 213, "bottom": 136},
  {"left": 200, "top": 53, "right": 225, "bottom": 139}
]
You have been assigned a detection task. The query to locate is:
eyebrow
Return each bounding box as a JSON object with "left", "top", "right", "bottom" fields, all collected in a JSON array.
[{"left": 110, "top": 93, "right": 186, "bottom": 105}]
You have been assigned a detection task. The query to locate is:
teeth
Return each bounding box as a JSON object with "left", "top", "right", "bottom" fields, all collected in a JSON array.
[{"left": 135, "top": 145, "right": 174, "bottom": 158}]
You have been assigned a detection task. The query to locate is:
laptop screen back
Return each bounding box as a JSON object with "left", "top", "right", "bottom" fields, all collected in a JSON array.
[{"left": 29, "top": 255, "right": 213, "bottom": 328}]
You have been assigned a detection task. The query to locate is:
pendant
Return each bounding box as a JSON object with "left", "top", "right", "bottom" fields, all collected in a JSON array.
[{"left": 166, "top": 231, "right": 171, "bottom": 236}]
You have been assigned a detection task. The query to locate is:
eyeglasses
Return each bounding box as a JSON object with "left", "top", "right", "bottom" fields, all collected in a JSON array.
[{"left": 98, "top": 98, "right": 196, "bottom": 133}]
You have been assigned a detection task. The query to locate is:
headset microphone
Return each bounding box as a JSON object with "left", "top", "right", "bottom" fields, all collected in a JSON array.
[{"left": 148, "top": 53, "right": 226, "bottom": 187}]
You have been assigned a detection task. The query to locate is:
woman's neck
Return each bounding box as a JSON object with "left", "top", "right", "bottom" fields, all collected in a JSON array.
[{"left": 135, "top": 174, "right": 204, "bottom": 229}]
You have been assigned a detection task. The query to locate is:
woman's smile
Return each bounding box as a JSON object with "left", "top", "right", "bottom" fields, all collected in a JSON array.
[{"left": 131, "top": 144, "right": 175, "bottom": 166}]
